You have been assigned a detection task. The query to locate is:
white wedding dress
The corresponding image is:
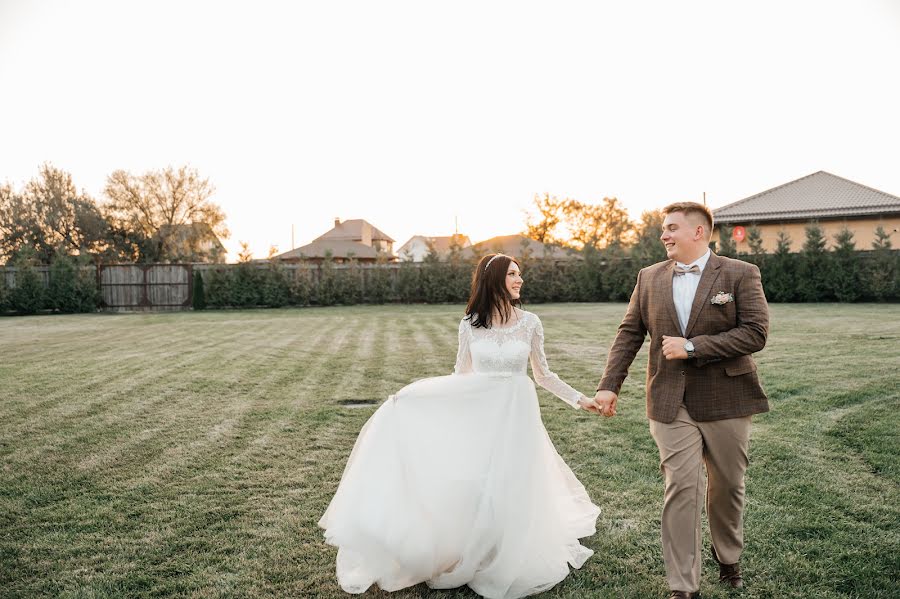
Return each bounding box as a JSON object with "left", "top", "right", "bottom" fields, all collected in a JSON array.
[{"left": 318, "top": 310, "right": 601, "bottom": 599}]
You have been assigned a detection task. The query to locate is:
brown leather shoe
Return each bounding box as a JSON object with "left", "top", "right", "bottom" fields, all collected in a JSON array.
[
  {"left": 718, "top": 561, "right": 743, "bottom": 589},
  {"left": 711, "top": 546, "right": 743, "bottom": 589},
  {"left": 668, "top": 592, "right": 700, "bottom": 599}
]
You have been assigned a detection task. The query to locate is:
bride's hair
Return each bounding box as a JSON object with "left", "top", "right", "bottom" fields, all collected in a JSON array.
[{"left": 465, "top": 254, "right": 521, "bottom": 329}]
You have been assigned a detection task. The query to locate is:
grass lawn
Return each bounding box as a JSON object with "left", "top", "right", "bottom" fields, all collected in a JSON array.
[{"left": 1, "top": 303, "right": 898, "bottom": 599}]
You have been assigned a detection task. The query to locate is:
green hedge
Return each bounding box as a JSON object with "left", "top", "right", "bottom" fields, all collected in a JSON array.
[
  {"left": 195, "top": 248, "right": 899, "bottom": 308},
  {"left": 204, "top": 263, "right": 306, "bottom": 308},
  {"left": 3, "top": 241, "right": 897, "bottom": 315},
  {"left": 744, "top": 249, "right": 898, "bottom": 302},
  {"left": 0, "top": 271, "right": 10, "bottom": 313},
  {"left": 741, "top": 224, "right": 899, "bottom": 302},
  {"left": 47, "top": 257, "right": 100, "bottom": 313},
  {"left": 0, "top": 256, "right": 99, "bottom": 315}
]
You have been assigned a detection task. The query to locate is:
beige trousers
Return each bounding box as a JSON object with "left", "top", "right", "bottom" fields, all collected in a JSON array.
[{"left": 649, "top": 405, "right": 752, "bottom": 593}]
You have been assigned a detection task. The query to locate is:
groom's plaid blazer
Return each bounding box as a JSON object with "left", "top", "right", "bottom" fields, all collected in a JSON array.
[{"left": 598, "top": 252, "right": 770, "bottom": 423}]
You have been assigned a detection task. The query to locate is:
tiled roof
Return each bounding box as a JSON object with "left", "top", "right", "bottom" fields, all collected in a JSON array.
[
  {"left": 462, "top": 235, "right": 574, "bottom": 260},
  {"left": 713, "top": 171, "right": 900, "bottom": 224},
  {"left": 273, "top": 240, "right": 380, "bottom": 260},
  {"left": 398, "top": 234, "right": 472, "bottom": 254},
  {"left": 314, "top": 219, "right": 395, "bottom": 243}
]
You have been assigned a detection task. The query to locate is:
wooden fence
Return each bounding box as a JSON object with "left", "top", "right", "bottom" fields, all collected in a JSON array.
[{"left": 99, "top": 264, "right": 193, "bottom": 310}]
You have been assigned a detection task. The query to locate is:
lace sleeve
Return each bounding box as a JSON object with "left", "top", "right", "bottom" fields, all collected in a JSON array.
[
  {"left": 529, "top": 315, "right": 584, "bottom": 408},
  {"left": 453, "top": 317, "right": 473, "bottom": 375}
]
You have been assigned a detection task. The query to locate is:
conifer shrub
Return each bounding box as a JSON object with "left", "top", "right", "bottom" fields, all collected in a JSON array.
[
  {"left": 260, "top": 263, "right": 290, "bottom": 308},
  {"left": 47, "top": 257, "right": 99, "bottom": 313},
  {"left": 10, "top": 260, "right": 46, "bottom": 315},
  {"left": 192, "top": 270, "right": 206, "bottom": 310},
  {"left": 829, "top": 228, "right": 862, "bottom": 302}
]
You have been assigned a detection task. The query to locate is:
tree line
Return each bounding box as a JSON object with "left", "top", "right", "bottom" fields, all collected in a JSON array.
[
  {"left": 0, "top": 163, "right": 228, "bottom": 266},
  {"left": 716, "top": 222, "right": 898, "bottom": 302},
  {"left": 1, "top": 189, "right": 897, "bottom": 314},
  {"left": 185, "top": 221, "right": 897, "bottom": 311}
]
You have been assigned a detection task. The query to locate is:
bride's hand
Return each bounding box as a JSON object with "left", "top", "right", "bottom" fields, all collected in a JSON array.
[{"left": 577, "top": 395, "right": 602, "bottom": 413}]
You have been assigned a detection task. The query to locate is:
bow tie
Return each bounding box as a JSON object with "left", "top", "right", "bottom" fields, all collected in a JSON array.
[{"left": 674, "top": 264, "right": 701, "bottom": 276}]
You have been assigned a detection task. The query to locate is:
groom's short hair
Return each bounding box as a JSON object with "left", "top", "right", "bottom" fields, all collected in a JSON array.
[{"left": 662, "top": 202, "right": 714, "bottom": 237}]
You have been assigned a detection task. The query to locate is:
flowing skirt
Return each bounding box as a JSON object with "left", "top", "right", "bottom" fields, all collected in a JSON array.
[{"left": 318, "top": 373, "right": 601, "bottom": 599}]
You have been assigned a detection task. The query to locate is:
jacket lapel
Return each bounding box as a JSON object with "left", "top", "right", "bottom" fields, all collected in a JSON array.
[
  {"left": 661, "top": 261, "right": 681, "bottom": 333},
  {"left": 684, "top": 252, "right": 722, "bottom": 338}
]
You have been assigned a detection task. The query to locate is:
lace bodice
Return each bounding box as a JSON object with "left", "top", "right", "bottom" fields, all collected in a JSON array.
[{"left": 453, "top": 311, "right": 585, "bottom": 408}]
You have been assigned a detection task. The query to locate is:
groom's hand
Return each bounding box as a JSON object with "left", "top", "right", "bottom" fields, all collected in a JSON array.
[
  {"left": 593, "top": 390, "right": 618, "bottom": 417},
  {"left": 662, "top": 335, "right": 689, "bottom": 360}
]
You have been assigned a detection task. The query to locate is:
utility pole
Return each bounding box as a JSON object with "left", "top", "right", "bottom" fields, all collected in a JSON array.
[
  {"left": 703, "top": 192, "right": 707, "bottom": 206},
  {"left": 291, "top": 224, "right": 295, "bottom": 250}
]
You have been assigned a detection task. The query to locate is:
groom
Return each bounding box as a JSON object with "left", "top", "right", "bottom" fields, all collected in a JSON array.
[{"left": 593, "top": 202, "right": 769, "bottom": 599}]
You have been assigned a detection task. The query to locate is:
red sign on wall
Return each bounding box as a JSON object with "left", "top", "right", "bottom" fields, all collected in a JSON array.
[{"left": 732, "top": 226, "right": 746, "bottom": 242}]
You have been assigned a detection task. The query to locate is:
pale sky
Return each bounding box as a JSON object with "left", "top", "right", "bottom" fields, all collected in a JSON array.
[{"left": 2, "top": 0, "right": 899, "bottom": 260}]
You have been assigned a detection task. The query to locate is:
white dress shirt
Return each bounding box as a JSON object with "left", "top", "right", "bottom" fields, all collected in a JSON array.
[{"left": 672, "top": 249, "right": 711, "bottom": 335}]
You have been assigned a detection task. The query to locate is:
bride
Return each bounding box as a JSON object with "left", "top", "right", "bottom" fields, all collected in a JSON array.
[{"left": 319, "top": 253, "right": 602, "bottom": 599}]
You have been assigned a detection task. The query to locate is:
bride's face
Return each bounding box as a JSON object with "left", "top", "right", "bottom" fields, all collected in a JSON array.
[{"left": 505, "top": 262, "right": 523, "bottom": 300}]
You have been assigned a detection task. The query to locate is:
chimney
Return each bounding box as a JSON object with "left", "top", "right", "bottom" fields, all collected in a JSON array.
[{"left": 334, "top": 217, "right": 341, "bottom": 228}]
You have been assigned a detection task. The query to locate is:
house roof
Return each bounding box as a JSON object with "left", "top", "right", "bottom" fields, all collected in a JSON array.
[
  {"left": 461, "top": 235, "right": 573, "bottom": 260},
  {"left": 273, "top": 240, "right": 380, "bottom": 260},
  {"left": 314, "top": 219, "right": 395, "bottom": 243},
  {"left": 398, "top": 234, "right": 472, "bottom": 253},
  {"left": 713, "top": 171, "right": 900, "bottom": 224}
]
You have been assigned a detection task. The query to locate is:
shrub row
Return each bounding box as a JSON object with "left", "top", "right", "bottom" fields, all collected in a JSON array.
[
  {"left": 193, "top": 248, "right": 899, "bottom": 309},
  {"left": 0, "top": 257, "right": 100, "bottom": 315},
  {"left": 2, "top": 246, "right": 896, "bottom": 315},
  {"left": 743, "top": 249, "right": 898, "bottom": 302}
]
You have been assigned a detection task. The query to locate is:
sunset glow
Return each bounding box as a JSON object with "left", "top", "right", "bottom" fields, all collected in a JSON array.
[{"left": 2, "top": 0, "right": 899, "bottom": 260}]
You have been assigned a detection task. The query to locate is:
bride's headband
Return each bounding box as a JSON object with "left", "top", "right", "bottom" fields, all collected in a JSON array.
[{"left": 484, "top": 253, "right": 507, "bottom": 272}]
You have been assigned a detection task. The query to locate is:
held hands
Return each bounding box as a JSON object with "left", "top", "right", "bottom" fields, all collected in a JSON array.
[
  {"left": 661, "top": 335, "right": 689, "bottom": 360},
  {"left": 588, "top": 336, "right": 688, "bottom": 419},
  {"left": 577, "top": 395, "right": 602, "bottom": 413},
  {"left": 592, "top": 390, "right": 618, "bottom": 418}
]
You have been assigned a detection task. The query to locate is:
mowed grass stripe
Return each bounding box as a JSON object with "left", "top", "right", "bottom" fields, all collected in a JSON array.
[
  {"left": 290, "top": 313, "right": 361, "bottom": 404},
  {"left": 325, "top": 313, "right": 379, "bottom": 403},
  {"left": 7, "top": 322, "right": 348, "bottom": 596},
  {"left": 420, "top": 312, "right": 457, "bottom": 368},
  {"left": 367, "top": 310, "right": 408, "bottom": 395},
  {"left": 403, "top": 308, "right": 457, "bottom": 379},
  {"left": 753, "top": 393, "right": 900, "bottom": 529},
  {"left": 212, "top": 313, "right": 391, "bottom": 597},
  {"left": 223, "top": 317, "right": 358, "bottom": 477},
  {"left": 4, "top": 325, "right": 253, "bottom": 452},
  {"left": 0, "top": 317, "right": 247, "bottom": 431}
]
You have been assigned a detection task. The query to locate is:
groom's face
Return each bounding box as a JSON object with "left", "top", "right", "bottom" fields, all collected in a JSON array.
[{"left": 660, "top": 211, "right": 704, "bottom": 262}]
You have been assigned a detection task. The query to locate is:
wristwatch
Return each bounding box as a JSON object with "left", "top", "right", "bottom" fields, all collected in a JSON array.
[{"left": 684, "top": 340, "right": 695, "bottom": 359}]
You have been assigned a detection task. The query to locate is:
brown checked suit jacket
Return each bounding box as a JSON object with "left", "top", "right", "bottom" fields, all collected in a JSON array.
[{"left": 598, "top": 252, "right": 770, "bottom": 423}]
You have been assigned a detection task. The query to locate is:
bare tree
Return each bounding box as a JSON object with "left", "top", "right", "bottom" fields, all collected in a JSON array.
[
  {"left": 0, "top": 164, "right": 109, "bottom": 264},
  {"left": 104, "top": 165, "right": 229, "bottom": 262},
  {"left": 237, "top": 241, "right": 253, "bottom": 263}
]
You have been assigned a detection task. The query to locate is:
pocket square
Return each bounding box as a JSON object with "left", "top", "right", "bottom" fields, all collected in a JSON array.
[{"left": 710, "top": 291, "right": 735, "bottom": 305}]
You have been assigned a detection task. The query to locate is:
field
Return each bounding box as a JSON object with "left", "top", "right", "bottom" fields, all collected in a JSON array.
[{"left": 1, "top": 304, "right": 898, "bottom": 598}]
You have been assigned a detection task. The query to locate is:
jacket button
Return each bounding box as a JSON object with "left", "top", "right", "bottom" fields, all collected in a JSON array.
[{"left": 680, "top": 370, "right": 686, "bottom": 376}]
